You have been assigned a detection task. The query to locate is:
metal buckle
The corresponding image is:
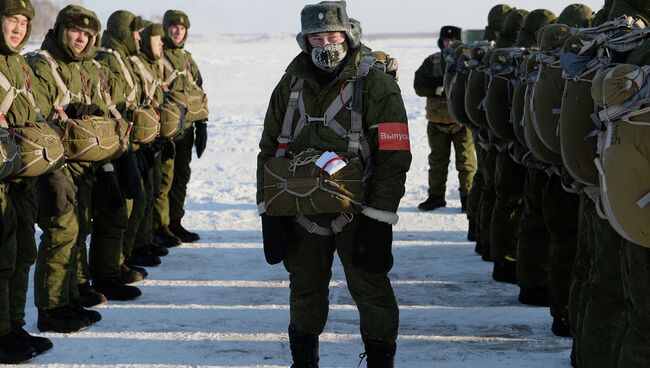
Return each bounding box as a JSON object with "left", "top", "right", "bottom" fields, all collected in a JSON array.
[{"left": 305, "top": 114, "right": 327, "bottom": 126}]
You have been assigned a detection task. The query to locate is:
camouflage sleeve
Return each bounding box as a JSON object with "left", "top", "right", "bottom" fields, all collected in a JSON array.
[
  {"left": 256, "top": 74, "right": 292, "bottom": 210},
  {"left": 364, "top": 71, "right": 412, "bottom": 216},
  {"left": 413, "top": 55, "right": 443, "bottom": 97},
  {"left": 27, "top": 57, "right": 57, "bottom": 117}
]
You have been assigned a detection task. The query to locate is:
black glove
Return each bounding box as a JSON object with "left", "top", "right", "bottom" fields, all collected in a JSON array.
[
  {"left": 353, "top": 215, "right": 394, "bottom": 274},
  {"left": 96, "top": 167, "right": 125, "bottom": 212},
  {"left": 38, "top": 170, "right": 78, "bottom": 217},
  {"left": 64, "top": 103, "right": 102, "bottom": 119},
  {"left": 194, "top": 120, "right": 207, "bottom": 159},
  {"left": 115, "top": 152, "right": 142, "bottom": 199},
  {"left": 162, "top": 139, "right": 176, "bottom": 159},
  {"left": 261, "top": 213, "right": 293, "bottom": 265}
]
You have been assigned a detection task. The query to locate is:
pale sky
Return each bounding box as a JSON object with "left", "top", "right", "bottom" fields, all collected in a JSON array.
[{"left": 78, "top": 0, "right": 606, "bottom": 35}]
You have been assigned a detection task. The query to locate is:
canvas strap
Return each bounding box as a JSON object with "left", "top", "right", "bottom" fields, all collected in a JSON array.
[
  {"left": 100, "top": 48, "right": 138, "bottom": 106},
  {"left": 129, "top": 55, "right": 159, "bottom": 104}
]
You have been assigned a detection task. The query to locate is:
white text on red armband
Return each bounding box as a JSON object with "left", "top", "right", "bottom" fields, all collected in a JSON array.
[{"left": 378, "top": 122, "right": 410, "bottom": 151}]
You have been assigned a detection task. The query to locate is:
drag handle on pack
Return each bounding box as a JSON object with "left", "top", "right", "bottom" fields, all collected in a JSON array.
[{"left": 261, "top": 213, "right": 292, "bottom": 264}]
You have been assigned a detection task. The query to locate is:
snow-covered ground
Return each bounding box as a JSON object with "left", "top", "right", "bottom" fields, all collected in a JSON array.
[{"left": 21, "top": 34, "right": 572, "bottom": 367}]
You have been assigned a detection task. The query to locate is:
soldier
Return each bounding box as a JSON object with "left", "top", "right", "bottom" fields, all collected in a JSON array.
[
  {"left": 156, "top": 9, "right": 207, "bottom": 243},
  {"left": 0, "top": 0, "right": 53, "bottom": 363},
  {"left": 31, "top": 4, "right": 117, "bottom": 332},
  {"left": 256, "top": 1, "right": 410, "bottom": 366},
  {"left": 414, "top": 25, "right": 476, "bottom": 212}
]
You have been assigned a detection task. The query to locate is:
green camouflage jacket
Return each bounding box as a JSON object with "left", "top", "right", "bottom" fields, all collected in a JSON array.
[
  {"left": 414, "top": 52, "right": 455, "bottom": 124},
  {"left": 257, "top": 46, "right": 411, "bottom": 215}
]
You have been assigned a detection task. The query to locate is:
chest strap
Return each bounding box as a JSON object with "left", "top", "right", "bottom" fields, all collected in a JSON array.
[
  {"left": 100, "top": 48, "right": 138, "bottom": 107},
  {"left": 0, "top": 67, "right": 45, "bottom": 126},
  {"left": 129, "top": 55, "right": 160, "bottom": 105}
]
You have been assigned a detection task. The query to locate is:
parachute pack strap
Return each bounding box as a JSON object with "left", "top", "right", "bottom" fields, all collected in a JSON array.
[
  {"left": 38, "top": 50, "right": 71, "bottom": 109},
  {"left": 162, "top": 54, "right": 178, "bottom": 90},
  {"left": 129, "top": 55, "right": 157, "bottom": 102},
  {"left": 182, "top": 50, "right": 198, "bottom": 86},
  {"left": 0, "top": 70, "right": 16, "bottom": 125},
  {"left": 275, "top": 76, "right": 304, "bottom": 157},
  {"left": 97, "top": 69, "right": 123, "bottom": 120},
  {"left": 637, "top": 192, "right": 650, "bottom": 209},
  {"left": 606, "top": 28, "right": 650, "bottom": 53},
  {"left": 295, "top": 213, "right": 353, "bottom": 236},
  {"left": 104, "top": 49, "right": 137, "bottom": 104}
]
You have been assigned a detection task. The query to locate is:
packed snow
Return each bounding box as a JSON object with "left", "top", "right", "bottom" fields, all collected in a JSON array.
[{"left": 20, "top": 34, "right": 572, "bottom": 367}]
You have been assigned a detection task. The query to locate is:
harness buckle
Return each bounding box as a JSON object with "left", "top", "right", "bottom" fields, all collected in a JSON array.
[
  {"left": 307, "top": 222, "right": 318, "bottom": 234},
  {"left": 306, "top": 114, "right": 327, "bottom": 126}
]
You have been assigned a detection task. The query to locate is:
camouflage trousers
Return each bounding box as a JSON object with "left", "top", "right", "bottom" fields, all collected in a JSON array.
[
  {"left": 169, "top": 126, "right": 194, "bottom": 226},
  {"left": 466, "top": 135, "right": 484, "bottom": 241},
  {"left": 154, "top": 141, "right": 175, "bottom": 230},
  {"left": 0, "top": 183, "right": 16, "bottom": 335},
  {"left": 284, "top": 214, "right": 399, "bottom": 343},
  {"left": 490, "top": 151, "right": 525, "bottom": 262},
  {"left": 478, "top": 148, "right": 497, "bottom": 260},
  {"left": 426, "top": 122, "right": 476, "bottom": 197},
  {"left": 123, "top": 165, "right": 154, "bottom": 261}
]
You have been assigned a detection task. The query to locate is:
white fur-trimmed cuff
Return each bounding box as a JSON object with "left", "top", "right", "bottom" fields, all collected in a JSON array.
[
  {"left": 258, "top": 202, "right": 266, "bottom": 215},
  {"left": 362, "top": 207, "right": 399, "bottom": 225}
]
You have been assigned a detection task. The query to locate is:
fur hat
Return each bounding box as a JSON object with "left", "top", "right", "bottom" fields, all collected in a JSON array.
[
  {"left": 296, "top": 1, "right": 360, "bottom": 53},
  {"left": 438, "top": 25, "right": 462, "bottom": 49},
  {"left": 163, "top": 9, "right": 191, "bottom": 48},
  {"left": 558, "top": 4, "right": 594, "bottom": 28}
]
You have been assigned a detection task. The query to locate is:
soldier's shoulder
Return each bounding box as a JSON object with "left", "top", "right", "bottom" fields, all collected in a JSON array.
[
  {"left": 430, "top": 52, "right": 442, "bottom": 64},
  {"left": 366, "top": 68, "right": 401, "bottom": 99}
]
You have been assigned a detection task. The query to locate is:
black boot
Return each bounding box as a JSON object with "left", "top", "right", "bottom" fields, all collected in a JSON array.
[
  {"left": 417, "top": 195, "right": 446, "bottom": 211},
  {"left": 37, "top": 306, "right": 91, "bottom": 333},
  {"left": 11, "top": 326, "right": 53, "bottom": 355},
  {"left": 289, "top": 328, "right": 319, "bottom": 368},
  {"left": 467, "top": 221, "right": 477, "bottom": 242},
  {"left": 551, "top": 316, "right": 571, "bottom": 338},
  {"left": 169, "top": 222, "right": 200, "bottom": 243},
  {"left": 152, "top": 226, "right": 182, "bottom": 248},
  {"left": 0, "top": 332, "right": 36, "bottom": 364},
  {"left": 460, "top": 195, "right": 468, "bottom": 213},
  {"left": 93, "top": 278, "right": 142, "bottom": 301},
  {"left": 360, "top": 339, "right": 396, "bottom": 368},
  {"left": 128, "top": 247, "right": 162, "bottom": 267},
  {"left": 77, "top": 281, "right": 107, "bottom": 308},
  {"left": 126, "top": 264, "right": 149, "bottom": 279},
  {"left": 147, "top": 243, "right": 169, "bottom": 257},
  {"left": 120, "top": 264, "right": 144, "bottom": 284},
  {"left": 518, "top": 286, "right": 550, "bottom": 307},
  {"left": 492, "top": 258, "right": 517, "bottom": 284},
  {"left": 481, "top": 242, "right": 492, "bottom": 262},
  {"left": 70, "top": 303, "right": 102, "bottom": 324}
]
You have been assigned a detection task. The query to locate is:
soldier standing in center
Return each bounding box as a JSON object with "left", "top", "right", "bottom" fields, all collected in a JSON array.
[{"left": 414, "top": 26, "right": 476, "bottom": 212}]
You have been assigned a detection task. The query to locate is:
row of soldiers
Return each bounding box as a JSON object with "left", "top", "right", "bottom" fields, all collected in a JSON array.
[
  {"left": 0, "top": 1, "right": 208, "bottom": 364},
  {"left": 430, "top": 1, "right": 650, "bottom": 367}
]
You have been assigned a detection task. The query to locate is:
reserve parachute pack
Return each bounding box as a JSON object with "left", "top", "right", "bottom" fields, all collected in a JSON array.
[
  {"left": 0, "top": 66, "right": 64, "bottom": 177},
  {"left": 559, "top": 17, "right": 644, "bottom": 185},
  {"left": 523, "top": 51, "right": 563, "bottom": 165},
  {"left": 511, "top": 49, "right": 531, "bottom": 148},
  {"left": 464, "top": 43, "right": 493, "bottom": 129},
  {"left": 129, "top": 55, "right": 185, "bottom": 140},
  {"left": 593, "top": 63, "right": 650, "bottom": 248},
  {"left": 264, "top": 55, "right": 386, "bottom": 236},
  {"left": 485, "top": 47, "right": 524, "bottom": 142},
  {"left": 100, "top": 48, "right": 161, "bottom": 144},
  {"left": 446, "top": 44, "right": 474, "bottom": 126},
  {"left": 31, "top": 50, "right": 130, "bottom": 162},
  {"left": 531, "top": 24, "right": 572, "bottom": 154},
  {"left": 162, "top": 50, "right": 209, "bottom": 126}
]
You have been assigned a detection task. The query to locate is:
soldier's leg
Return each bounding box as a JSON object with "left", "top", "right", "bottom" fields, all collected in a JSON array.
[
  {"left": 615, "top": 241, "right": 650, "bottom": 367},
  {"left": 426, "top": 122, "right": 452, "bottom": 198},
  {"left": 451, "top": 125, "right": 477, "bottom": 204},
  {"left": 0, "top": 185, "right": 17, "bottom": 336},
  {"left": 516, "top": 168, "right": 550, "bottom": 305},
  {"left": 154, "top": 146, "right": 174, "bottom": 230},
  {"left": 569, "top": 192, "right": 593, "bottom": 366},
  {"left": 336, "top": 219, "right": 398, "bottom": 343},
  {"left": 579, "top": 202, "right": 624, "bottom": 368},
  {"left": 169, "top": 127, "right": 194, "bottom": 225},
  {"left": 479, "top": 148, "right": 497, "bottom": 261},
  {"left": 284, "top": 216, "right": 336, "bottom": 336},
  {"left": 490, "top": 151, "right": 525, "bottom": 282},
  {"left": 34, "top": 167, "right": 80, "bottom": 311},
  {"left": 467, "top": 142, "right": 484, "bottom": 243},
  {"left": 122, "top": 176, "right": 148, "bottom": 260},
  {"left": 130, "top": 166, "right": 155, "bottom": 258},
  {"left": 7, "top": 179, "right": 38, "bottom": 328},
  {"left": 542, "top": 173, "right": 579, "bottom": 336}
]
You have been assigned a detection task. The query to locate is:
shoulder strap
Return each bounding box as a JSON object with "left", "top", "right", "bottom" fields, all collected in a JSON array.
[
  {"left": 129, "top": 55, "right": 158, "bottom": 103},
  {"left": 92, "top": 59, "right": 123, "bottom": 120},
  {"left": 275, "top": 76, "right": 304, "bottom": 157},
  {"left": 37, "top": 50, "right": 72, "bottom": 111},
  {"left": 101, "top": 48, "right": 138, "bottom": 105}
]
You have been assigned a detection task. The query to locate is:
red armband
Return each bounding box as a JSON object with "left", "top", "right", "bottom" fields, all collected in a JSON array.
[{"left": 378, "top": 122, "right": 410, "bottom": 151}]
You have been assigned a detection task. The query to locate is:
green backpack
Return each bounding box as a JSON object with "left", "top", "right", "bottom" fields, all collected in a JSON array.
[
  {"left": 0, "top": 67, "right": 65, "bottom": 177},
  {"left": 594, "top": 64, "right": 650, "bottom": 247},
  {"left": 485, "top": 47, "right": 525, "bottom": 141},
  {"left": 531, "top": 24, "right": 572, "bottom": 154},
  {"left": 464, "top": 46, "right": 493, "bottom": 129},
  {"left": 523, "top": 51, "right": 563, "bottom": 165},
  {"left": 447, "top": 44, "right": 474, "bottom": 127}
]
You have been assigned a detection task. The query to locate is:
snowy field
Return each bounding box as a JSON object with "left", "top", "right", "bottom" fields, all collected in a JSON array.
[{"left": 20, "top": 34, "right": 572, "bottom": 367}]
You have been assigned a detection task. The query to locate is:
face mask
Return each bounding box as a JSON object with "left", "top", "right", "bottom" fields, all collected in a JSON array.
[{"left": 311, "top": 42, "right": 347, "bottom": 72}]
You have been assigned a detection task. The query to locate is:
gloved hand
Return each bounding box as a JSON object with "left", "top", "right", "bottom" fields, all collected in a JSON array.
[
  {"left": 96, "top": 165, "right": 125, "bottom": 212},
  {"left": 161, "top": 139, "right": 176, "bottom": 159},
  {"left": 115, "top": 152, "right": 142, "bottom": 199},
  {"left": 261, "top": 213, "right": 293, "bottom": 265},
  {"left": 38, "top": 170, "right": 78, "bottom": 217},
  {"left": 194, "top": 120, "right": 207, "bottom": 158},
  {"left": 353, "top": 214, "right": 394, "bottom": 274},
  {"left": 64, "top": 103, "right": 102, "bottom": 119}
]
